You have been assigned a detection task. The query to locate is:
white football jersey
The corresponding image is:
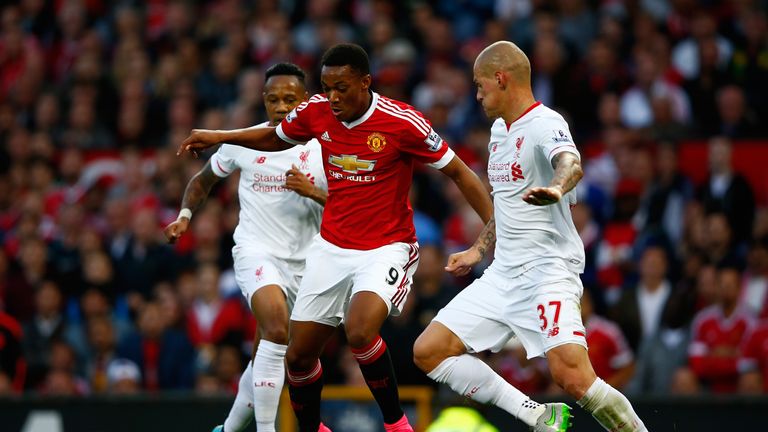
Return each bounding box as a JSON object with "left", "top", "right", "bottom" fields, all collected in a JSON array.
[
  {"left": 210, "top": 126, "right": 326, "bottom": 261},
  {"left": 486, "top": 102, "right": 585, "bottom": 276}
]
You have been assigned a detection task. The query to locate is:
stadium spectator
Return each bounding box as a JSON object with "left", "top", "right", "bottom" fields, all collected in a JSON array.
[
  {"left": 611, "top": 245, "right": 673, "bottom": 352},
  {"left": 185, "top": 263, "right": 248, "bottom": 359},
  {"left": 741, "top": 236, "right": 768, "bottom": 319},
  {"left": 116, "top": 301, "right": 196, "bottom": 391},
  {"left": 583, "top": 290, "right": 635, "bottom": 390},
  {"left": 22, "top": 280, "right": 66, "bottom": 389},
  {"left": 687, "top": 262, "right": 754, "bottom": 393},
  {"left": 106, "top": 358, "right": 142, "bottom": 394},
  {"left": 697, "top": 136, "right": 755, "bottom": 244}
]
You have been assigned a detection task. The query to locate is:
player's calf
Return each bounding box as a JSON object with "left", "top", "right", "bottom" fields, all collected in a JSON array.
[{"left": 547, "top": 345, "right": 646, "bottom": 432}]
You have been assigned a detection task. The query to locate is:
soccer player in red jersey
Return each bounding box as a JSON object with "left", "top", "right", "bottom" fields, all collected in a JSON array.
[{"left": 179, "top": 44, "right": 493, "bottom": 432}]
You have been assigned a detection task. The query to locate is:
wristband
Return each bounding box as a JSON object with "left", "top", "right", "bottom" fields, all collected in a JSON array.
[{"left": 178, "top": 208, "right": 192, "bottom": 220}]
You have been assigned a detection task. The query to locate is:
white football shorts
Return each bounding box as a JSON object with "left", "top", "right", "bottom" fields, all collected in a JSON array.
[
  {"left": 434, "top": 260, "right": 587, "bottom": 358},
  {"left": 290, "top": 235, "right": 420, "bottom": 327},
  {"left": 232, "top": 246, "right": 305, "bottom": 310}
]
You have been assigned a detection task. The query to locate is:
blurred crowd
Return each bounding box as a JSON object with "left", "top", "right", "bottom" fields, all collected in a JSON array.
[{"left": 1, "top": 0, "right": 768, "bottom": 401}]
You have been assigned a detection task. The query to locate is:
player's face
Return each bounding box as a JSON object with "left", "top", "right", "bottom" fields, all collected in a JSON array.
[
  {"left": 321, "top": 65, "right": 372, "bottom": 122},
  {"left": 473, "top": 67, "right": 503, "bottom": 119},
  {"left": 263, "top": 75, "right": 308, "bottom": 126}
]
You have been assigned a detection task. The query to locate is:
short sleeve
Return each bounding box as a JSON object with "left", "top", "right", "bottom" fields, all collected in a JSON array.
[
  {"left": 397, "top": 111, "right": 455, "bottom": 169},
  {"left": 535, "top": 117, "right": 580, "bottom": 165},
  {"left": 209, "top": 144, "right": 239, "bottom": 178},
  {"left": 275, "top": 96, "right": 323, "bottom": 145}
]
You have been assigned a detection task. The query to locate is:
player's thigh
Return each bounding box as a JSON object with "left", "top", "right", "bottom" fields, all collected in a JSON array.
[
  {"left": 352, "top": 242, "right": 420, "bottom": 316},
  {"left": 291, "top": 237, "right": 353, "bottom": 327},
  {"left": 432, "top": 271, "right": 514, "bottom": 354},
  {"left": 504, "top": 264, "right": 587, "bottom": 359},
  {"left": 344, "top": 291, "right": 390, "bottom": 347},
  {"left": 233, "top": 251, "right": 289, "bottom": 308}
]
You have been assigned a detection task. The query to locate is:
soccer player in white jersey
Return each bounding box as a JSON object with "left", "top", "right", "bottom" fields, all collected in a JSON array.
[
  {"left": 178, "top": 44, "right": 493, "bottom": 432},
  {"left": 164, "top": 63, "right": 327, "bottom": 432},
  {"left": 413, "top": 42, "right": 648, "bottom": 432}
]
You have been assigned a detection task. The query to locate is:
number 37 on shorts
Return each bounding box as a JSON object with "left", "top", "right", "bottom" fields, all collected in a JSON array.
[{"left": 537, "top": 300, "right": 563, "bottom": 338}]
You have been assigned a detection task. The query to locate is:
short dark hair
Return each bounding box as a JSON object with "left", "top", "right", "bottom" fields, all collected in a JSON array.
[
  {"left": 321, "top": 43, "right": 370, "bottom": 76},
  {"left": 264, "top": 63, "right": 306, "bottom": 86}
]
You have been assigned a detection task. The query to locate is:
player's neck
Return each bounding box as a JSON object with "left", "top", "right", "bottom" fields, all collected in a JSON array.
[
  {"left": 349, "top": 91, "right": 373, "bottom": 122},
  {"left": 502, "top": 93, "right": 537, "bottom": 125}
]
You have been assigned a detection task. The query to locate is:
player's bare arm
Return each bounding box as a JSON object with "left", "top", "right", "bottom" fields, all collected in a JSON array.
[
  {"left": 445, "top": 217, "right": 496, "bottom": 277},
  {"left": 439, "top": 156, "right": 494, "bottom": 223},
  {"left": 285, "top": 164, "right": 327, "bottom": 206},
  {"left": 163, "top": 161, "right": 220, "bottom": 243},
  {"left": 177, "top": 125, "right": 294, "bottom": 156},
  {"left": 522, "top": 151, "right": 583, "bottom": 206},
  {"left": 440, "top": 156, "right": 495, "bottom": 276}
]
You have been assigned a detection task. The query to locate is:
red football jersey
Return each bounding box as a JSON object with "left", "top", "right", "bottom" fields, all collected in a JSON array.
[
  {"left": 276, "top": 92, "right": 454, "bottom": 250},
  {"left": 688, "top": 305, "right": 754, "bottom": 393},
  {"left": 585, "top": 315, "right": 634, "bottom": 380},
  {"left": 739, "top": 320, "right": 768, "bottom": 391}
]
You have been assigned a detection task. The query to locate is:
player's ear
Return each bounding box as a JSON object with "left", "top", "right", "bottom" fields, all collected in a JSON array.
[
  {"left": 361, "top": 74, "right": 372, "bottom": 91},
  {"left": 303, "top": 91, "right": 310, "bottom": 101},
  {"left": 495, "top": 71, "right": 507, "bottom": 90}
]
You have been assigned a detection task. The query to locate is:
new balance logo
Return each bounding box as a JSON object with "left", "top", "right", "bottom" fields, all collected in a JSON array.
[{"left": 321, "top": 131, "right": 331, "bottom": 142}]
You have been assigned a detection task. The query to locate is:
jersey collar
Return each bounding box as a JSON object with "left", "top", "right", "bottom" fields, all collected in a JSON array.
[
  {"left": 342, "top": 91, "right": 379, "bottom": 129},
  {"left": 506, "top": 101, "right": 542, "bottom": 131}
]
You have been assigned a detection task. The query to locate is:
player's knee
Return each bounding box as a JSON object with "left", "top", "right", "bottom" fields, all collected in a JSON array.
[
  {"left": 285, "top": 347, "right": 315, "bottom": 372},
  {"left": 549, "top": 359, "right": 593, "bottom": 398},
  {"left": 413, "top": 333, "right": 445, "bottom": 373},
  {"left": 550, "top": 366, "right": 581, "bottom": 396},
  {"left": 344, "top": 325, "right": 377, "bottom": 349},
  {"left": 260, "top": 322, "right": 289, "bottom": 345}
]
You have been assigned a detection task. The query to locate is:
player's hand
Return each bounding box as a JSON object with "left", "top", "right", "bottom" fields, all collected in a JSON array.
[
  {"left": 163, "top": 217, "right": 190, "bottom": 244},
  {"left": 285, "top": 164, "right": 316, "bottom": 198},
  {"left": 522, "top": 186, "right": 563, "bottom": 206},
  {"left": 177, "top": 129, "right": 222, "bottom": 157},
  {"left": 445, "top": 247, "right": 483, "bottom": 277}
]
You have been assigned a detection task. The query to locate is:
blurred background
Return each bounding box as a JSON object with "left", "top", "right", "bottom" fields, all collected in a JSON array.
[{"left": 1, "top": 0, "right": 768, "bottom": 430}]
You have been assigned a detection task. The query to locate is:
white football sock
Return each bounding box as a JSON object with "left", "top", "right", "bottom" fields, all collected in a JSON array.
[
  {"left": 577, "top": 377, "right": 647, "bottom": 432},
  {"left": 427, "top": 355, "right": 545, "bottom": 426},
  {"left": 252, "top": 340, "right": 288, "bottom": 432},
  {"left": 223, "top": 361, "right": 254, "bottom": 432}
]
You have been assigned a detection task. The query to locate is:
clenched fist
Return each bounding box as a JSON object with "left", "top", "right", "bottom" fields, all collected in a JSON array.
[{"left": 163, "top": 217, "right": 190, "bottom": 244}]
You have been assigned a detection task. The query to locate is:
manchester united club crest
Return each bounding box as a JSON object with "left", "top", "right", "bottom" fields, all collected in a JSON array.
[{"left": 367, "top": 132, "right": 387, "bottom": 153}]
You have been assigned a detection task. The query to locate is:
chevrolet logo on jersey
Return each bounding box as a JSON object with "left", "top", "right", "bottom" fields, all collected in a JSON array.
[{"left": 328, "top": 154, "right": 376, "bottom": 173}]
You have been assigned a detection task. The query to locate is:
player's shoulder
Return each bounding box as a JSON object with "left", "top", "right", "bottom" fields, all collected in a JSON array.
[
  {"left": 526, "top": 106, "right": 576, "bottom": 148},
  {"left": 377, "top": 94, "right": 420, "bottom": 112},
  {"left": 289, "top": 94, "right": 329, "bottom": 118},
  {"left": 216, "top": 143, "right": 249, "bottom": 159},
  {"left": 375, "top": 94, "right": 431, "bottom": 136},
  {"left": 521, "top": 103, "right": 564, "bottom": 130}
]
